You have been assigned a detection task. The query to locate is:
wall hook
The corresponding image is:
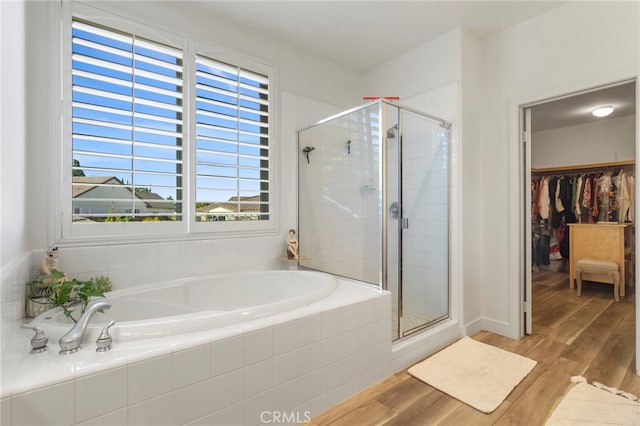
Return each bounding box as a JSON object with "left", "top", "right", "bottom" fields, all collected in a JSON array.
[{"left": 347, "top": 140, "right": 351, "bottom": 155}]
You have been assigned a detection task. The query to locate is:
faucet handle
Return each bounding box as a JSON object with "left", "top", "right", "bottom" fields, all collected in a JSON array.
[
  {"left": 96, "top": 320, "right": 115, "bottom": 352},
  {"left": 22, "top": 324, "right": 49, "bottom": 354}
]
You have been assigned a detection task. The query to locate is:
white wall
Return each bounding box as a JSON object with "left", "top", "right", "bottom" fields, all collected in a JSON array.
[
  {"left": 482, "top": 1, "right": 639, "bottom": 337},
  {"left": 458, "top": 29, "right": 485, "bottom": 333},
  {"left": 362, "top": 29, "right": 481, "bottom": 335},
  {"left": 363, "top": 30, "right": 460, "bottom": 101},
  {"left": 1, "top": 1, "right": 28, "bottom": 267},
  {"left": 1, "top": 0, "right": 34, "bottom": 358},
  {"left": 532, "top": 115, "right": 635, "bottom": 169}
]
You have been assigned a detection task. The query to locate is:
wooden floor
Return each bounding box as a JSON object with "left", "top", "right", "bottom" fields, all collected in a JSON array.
[{"left": 309, "top": 271, "right": 639, "bottom": 426}]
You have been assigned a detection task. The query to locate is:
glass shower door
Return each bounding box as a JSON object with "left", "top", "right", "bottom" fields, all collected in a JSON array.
[
  {"left": 298, "top": 100, "right": 450, "bottom": 341},
  {"left": 397, "top": 109, "right": 450, "bottom": 337}
]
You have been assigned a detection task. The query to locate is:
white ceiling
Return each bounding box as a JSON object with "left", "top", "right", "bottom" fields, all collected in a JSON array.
[
  {"left": 531, "top": 82, "right": 636, "bottom": 132},
  {"left": 192, "top": 1, "right": 567, "bottom": 72},
  {"left": 188, "top": 1, "right": 635, "bottom": 131}
]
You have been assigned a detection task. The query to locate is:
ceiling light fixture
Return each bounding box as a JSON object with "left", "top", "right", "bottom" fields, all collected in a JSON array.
[{"left": 592, "top": 105, "right": 615, "bottom": 118}]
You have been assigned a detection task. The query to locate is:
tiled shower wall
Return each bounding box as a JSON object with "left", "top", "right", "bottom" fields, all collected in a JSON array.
[{"left": 298, "top": 105, "right": 382, "bottom": 284}]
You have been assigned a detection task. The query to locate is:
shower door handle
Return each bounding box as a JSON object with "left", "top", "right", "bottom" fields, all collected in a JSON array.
[
  {"left": 389, "top": 202, "right": 399, "bottom": 219},
  {"left": 389, "top": 203, "right": 409, "bottom": 228}
]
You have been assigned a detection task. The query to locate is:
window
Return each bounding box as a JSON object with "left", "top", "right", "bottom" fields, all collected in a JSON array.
[
  {"left": 62, "top": 9, "right": 274, "bottom": 239},
  {"left": 194, "top": 56, "right": 270, "bottom": 222},
  {"left": 71, "top": 20, "right": 184, "bottom": 223}
]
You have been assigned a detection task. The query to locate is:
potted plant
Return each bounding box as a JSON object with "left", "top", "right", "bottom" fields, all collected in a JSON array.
[
  {"left": 26, "top": 247, "right": 112, "bottom": 320},
  {"left": 27, "top": 273, "right": 112, "bottom": 321}
]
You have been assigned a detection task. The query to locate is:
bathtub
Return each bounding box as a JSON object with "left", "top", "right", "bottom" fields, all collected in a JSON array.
[
  {"left": 30, "top": 270, "right": 338, "bottom": 345},
  {"left": 4, "top": 271, "right": 393, "bottom": 425}
]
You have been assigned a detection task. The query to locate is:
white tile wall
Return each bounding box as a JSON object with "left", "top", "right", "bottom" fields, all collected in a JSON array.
[
  {"left": 173, "top": 344, "right": 210, "bottom": 389},
  {"left": 244, "top": 358, "right": 274, "bottom": 398},
  {"left": 1, "top": 252, "right": 30, "bottom": 324},
  {"left": 244, "top": 328, "right": 273, "bottom": 365},
  {"left": 273, "top": 350, "right": 301, "bottom": 387},
  {"left": 19, "top": 234, "right": 284, "bottom": 303},
  {"left": 172, "top": 380, "right": 211, "bottom": 425},
  {"left": 11, "top": 381, "right": 75, "bottom": 426},
  {"left": 244, "top": 390, "right": 272, "bottom": 425},
  {"left": 127, "top": 393, "right": 175, "bottom": 426},
  {"left": 75, "top": 409, "right": 127, "bottom": 426},
  {"left": 211, "top": 369, "right": 244, "bottom": 412},
  {"left": 272, "top": 321, "right": 298, "bottom": 356},
  {"left": 75, "top": 246, "right": 108, "bottom": 274},
  {"left": 271, "top": 379, "right": 299, "bottom": 414},
  {"left": 75, "top": 367, "right": 127, "bottom": 423},
  {"left": 209, "top": 401, "right": 244, "bottom": 426},
  {"left": 127, "top": 355, "right": 172, "bottom": 405},
  {"left": 184, "top": 413, "right": 212, "bottom": 426},
  {"left": 1, "top": 397, "right": 11, "bottom": 425}
]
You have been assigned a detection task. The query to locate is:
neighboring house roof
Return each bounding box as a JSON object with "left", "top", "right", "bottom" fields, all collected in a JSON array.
[
  {"left": 197, "top": 195, "right": 263, "bottom": 214},
  {"left": 72, "top": 176, "right": 123, "bottom": 198},
  {"left": 134, "top": 191, "right": 174, "bottom": 210},
  {"left": 72, "top": 176, "right": 174, "bottom": 210}
]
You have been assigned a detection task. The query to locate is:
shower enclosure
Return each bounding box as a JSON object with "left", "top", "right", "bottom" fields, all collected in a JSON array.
[{"left": 297, "top": 100, "right": 451, "bottom": 340}]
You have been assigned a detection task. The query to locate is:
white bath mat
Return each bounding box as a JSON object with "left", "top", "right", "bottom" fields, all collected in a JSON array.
[
  {"left": 408, "top": 336, "right": 537, "bottom": 413},
  {"left": 545, "top": 377, "right": 640, "bottom": 425}
]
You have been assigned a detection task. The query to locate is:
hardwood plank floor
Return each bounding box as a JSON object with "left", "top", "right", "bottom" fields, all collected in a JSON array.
[{"left": 309, "top": 271, "right": 638, "bottom": 426}]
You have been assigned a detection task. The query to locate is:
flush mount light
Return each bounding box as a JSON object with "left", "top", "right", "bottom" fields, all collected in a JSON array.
[{"left": 592, "top": 105, "right": 615, "bottom": 117}]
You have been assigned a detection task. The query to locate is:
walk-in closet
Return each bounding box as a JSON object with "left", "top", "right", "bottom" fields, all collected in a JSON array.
[{"left": 529, "top": 82, "right": 636, "bottom": 324}]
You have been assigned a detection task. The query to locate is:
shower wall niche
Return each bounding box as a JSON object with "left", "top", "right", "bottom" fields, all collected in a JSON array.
[{"left": 297, "top": 100, "right": 451, "bottom": 340}]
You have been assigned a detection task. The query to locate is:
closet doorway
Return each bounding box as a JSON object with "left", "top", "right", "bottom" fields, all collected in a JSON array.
[{"left": 523, "top": 80, "right": 637, "bottom": 339}]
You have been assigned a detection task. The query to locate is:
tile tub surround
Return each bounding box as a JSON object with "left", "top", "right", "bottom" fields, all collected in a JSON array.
[{"left": 1, "top": 277, "right": 392, "bottom": 426}]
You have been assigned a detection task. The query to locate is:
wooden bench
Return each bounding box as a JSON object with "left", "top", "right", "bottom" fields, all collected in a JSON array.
[{"left": 575, "top": 258, "right": 620, "bottom": 302}]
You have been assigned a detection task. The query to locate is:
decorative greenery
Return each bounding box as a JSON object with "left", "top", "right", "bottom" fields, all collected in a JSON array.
[{"left": 29, "top": 273, "right": 112, "bottom": 323}]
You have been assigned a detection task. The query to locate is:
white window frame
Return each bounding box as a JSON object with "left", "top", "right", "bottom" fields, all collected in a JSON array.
[{"left": 54, "top": 1, "right": 278, "bottom": 243}]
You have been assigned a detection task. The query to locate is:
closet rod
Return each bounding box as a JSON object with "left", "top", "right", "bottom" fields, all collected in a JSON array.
[{"left": 531, "top": 160, "right": 635, "bottom": 174}]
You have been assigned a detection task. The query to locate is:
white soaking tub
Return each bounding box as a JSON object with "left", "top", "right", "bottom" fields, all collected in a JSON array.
[
  {"left": 30, "top": 270, "right": 338, "bottom": 345},
  {"left": 5, "top": 271, "right": 392, "bottom": 426}
]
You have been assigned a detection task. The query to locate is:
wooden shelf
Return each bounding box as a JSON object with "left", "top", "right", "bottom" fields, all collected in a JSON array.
[
  {"left": 532, "top": 160, "right": 635, "bottom": 174},
  {"left": 275, "top": 256, "right": 310, "bottom": 262}
]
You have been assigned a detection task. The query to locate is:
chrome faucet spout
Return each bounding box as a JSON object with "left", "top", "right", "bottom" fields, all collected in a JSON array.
[{"left": 59, "top": 300, "right": 111, "bottom": 354}]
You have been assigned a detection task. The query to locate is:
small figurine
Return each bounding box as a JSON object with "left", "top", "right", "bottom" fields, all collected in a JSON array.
[
  {"left": 37, "top": 247, "right": 66, "bottom": 287},
  {"left": 287, "top": 229, "right": 299, "bottom": 260}
]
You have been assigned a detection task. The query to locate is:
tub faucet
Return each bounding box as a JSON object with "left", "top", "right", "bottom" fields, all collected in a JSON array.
[{"left": 59, "top": 300, "right": 111, "bottom": 354}]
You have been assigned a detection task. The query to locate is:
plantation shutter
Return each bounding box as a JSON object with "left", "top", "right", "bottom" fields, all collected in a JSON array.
[
  {"left": 194, "top": 55, "right": 270, "bottom": 222},
  {"left": 71, "top": 20, "right": 183, "bottom": 222}
]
